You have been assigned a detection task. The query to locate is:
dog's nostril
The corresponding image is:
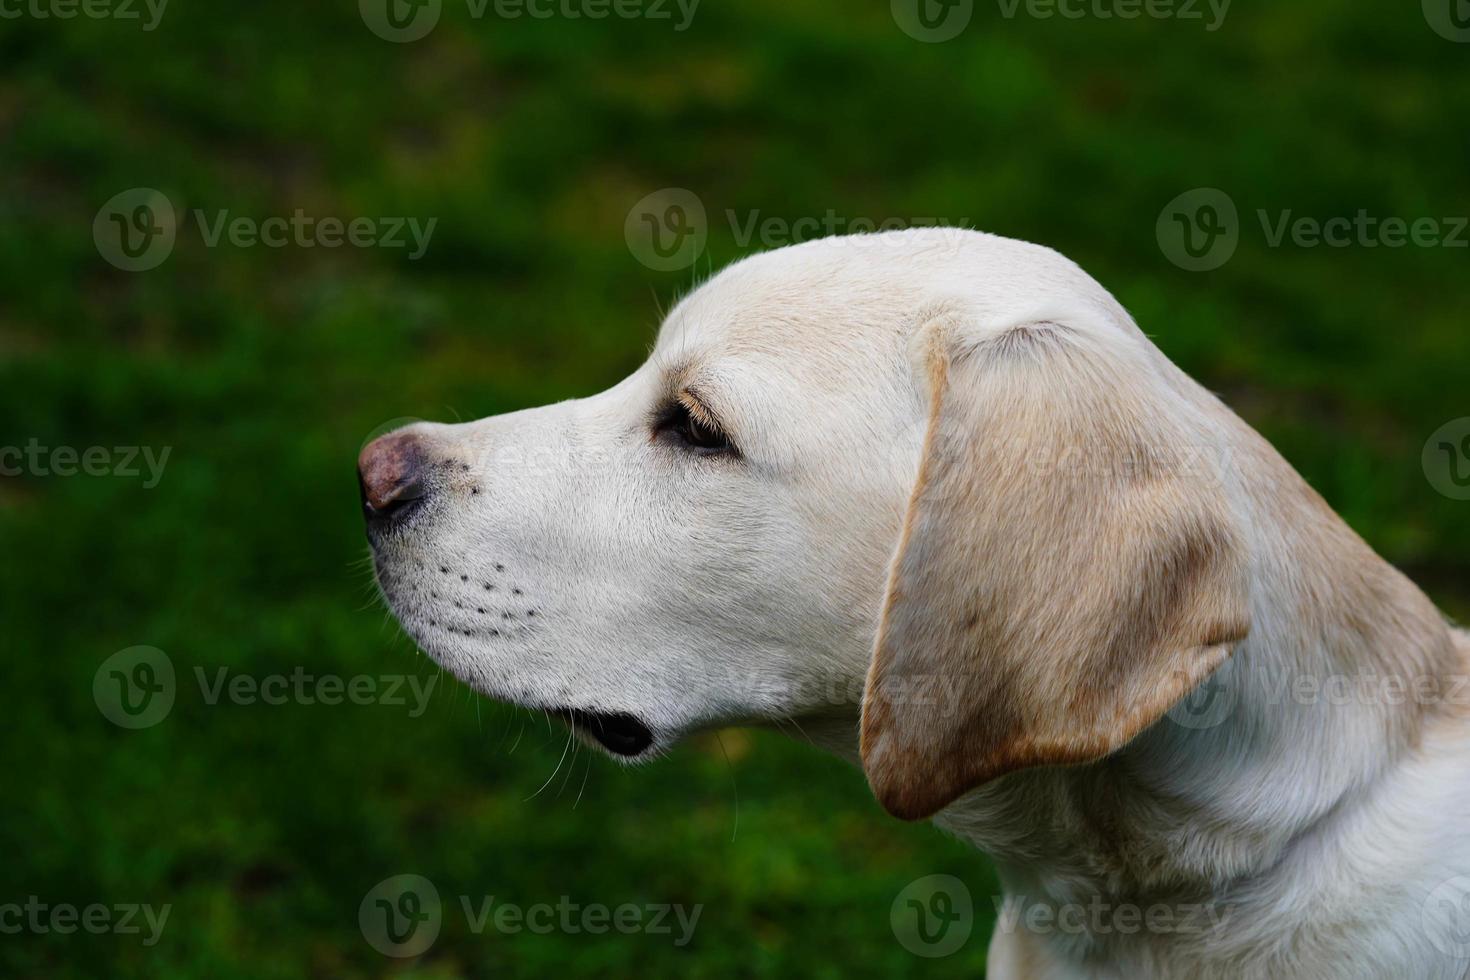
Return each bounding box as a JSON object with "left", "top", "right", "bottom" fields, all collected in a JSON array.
[{"left": 358, "top": 431, "right": 430, "bottom": 528}]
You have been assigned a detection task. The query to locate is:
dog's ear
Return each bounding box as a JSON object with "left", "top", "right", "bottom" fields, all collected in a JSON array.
[{"left": 860, "top": 318, "right": 1250, "bottom": 820}]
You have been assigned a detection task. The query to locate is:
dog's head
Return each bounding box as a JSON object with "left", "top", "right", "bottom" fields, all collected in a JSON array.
[{"left": 361, "top": 228, "right": 1250, "bottom": 820}]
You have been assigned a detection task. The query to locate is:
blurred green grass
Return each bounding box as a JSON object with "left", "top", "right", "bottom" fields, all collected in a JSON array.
[{"left": 1, "top": 0, "right": 1467, "bottom": 976}]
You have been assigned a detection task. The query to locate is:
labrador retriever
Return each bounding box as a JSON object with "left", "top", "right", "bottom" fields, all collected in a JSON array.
[{"left": 358, "top": 228, "right": 1470, "bottom": 978}]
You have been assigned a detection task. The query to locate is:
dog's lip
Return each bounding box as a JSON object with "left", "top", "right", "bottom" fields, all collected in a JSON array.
[
  {"left": 362, "top": 493, "right": 426, "bottom": 531},
  {"left": 551, "top": 707, "right": 655, "bottom": 757}
]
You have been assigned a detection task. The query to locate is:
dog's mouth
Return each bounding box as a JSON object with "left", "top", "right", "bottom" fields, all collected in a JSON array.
[{"left": 552, "top": 708, "right": 655, "bottom": 757}]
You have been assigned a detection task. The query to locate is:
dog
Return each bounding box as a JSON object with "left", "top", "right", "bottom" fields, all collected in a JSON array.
[{"left": 359, "top": 228, "right": 1470, "bottom": 978}]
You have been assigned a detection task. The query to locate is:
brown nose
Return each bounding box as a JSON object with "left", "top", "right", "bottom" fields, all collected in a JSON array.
[{"left": 358, "top": 430, "right": 428, "bottom": 527}]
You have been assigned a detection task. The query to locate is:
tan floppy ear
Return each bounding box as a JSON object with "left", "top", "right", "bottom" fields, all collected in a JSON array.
[{"left": 861, "top": 319, "right": 1250, "bottom": 820}]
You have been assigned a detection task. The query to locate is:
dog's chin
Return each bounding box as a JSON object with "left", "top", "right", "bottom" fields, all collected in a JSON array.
[{"left": 370, "top": 563, "right": 666, "bottom": 762}]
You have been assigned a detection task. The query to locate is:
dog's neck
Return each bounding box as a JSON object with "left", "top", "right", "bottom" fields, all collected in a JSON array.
[
  {"left": 929, "top": 424, "right": 1465, "bottom": 971},
  {"left": 797, "top": 417, "right": 1466, "bottom": 973}
]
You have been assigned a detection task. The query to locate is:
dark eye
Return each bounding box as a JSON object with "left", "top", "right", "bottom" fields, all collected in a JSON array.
[{"left": 654, "top": 401, "right": 737, "bottom": 457}]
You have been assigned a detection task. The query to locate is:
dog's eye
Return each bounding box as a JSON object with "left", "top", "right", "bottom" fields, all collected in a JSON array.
[{"left": 654, "top": 401, "right": 737, "bottom": 457}]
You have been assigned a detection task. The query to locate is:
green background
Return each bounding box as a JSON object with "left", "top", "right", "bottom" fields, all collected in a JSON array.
[{"left": 2, "top": 0, "right": 1467, "bottom": 976}]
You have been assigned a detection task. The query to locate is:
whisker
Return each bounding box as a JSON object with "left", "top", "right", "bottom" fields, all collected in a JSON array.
[
  {"left": 714, "top": 730, "right": 741, "bottom": 843},
  {"left": 573, "top": 754, "right": 592, "bottom": 809},
  {"left": 782, "top": 714, "right": 817, "bottom": 748},
  {"left": 525, "top": 725, "right": 574, "bottom": 801},
  {"left": 556, "top": 737, "right": 581, "bottom": 798}
]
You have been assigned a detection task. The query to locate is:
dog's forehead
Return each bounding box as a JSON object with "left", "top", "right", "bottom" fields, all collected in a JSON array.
[
  {"left": 658, "top": 255, "right": 905, "bottom": 355},
  {"left": 649, "top": 235, "right": 944, "bottom": 400},
  {"left": 651, "top": 229, "right": 1122, "bottom": 377}
]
